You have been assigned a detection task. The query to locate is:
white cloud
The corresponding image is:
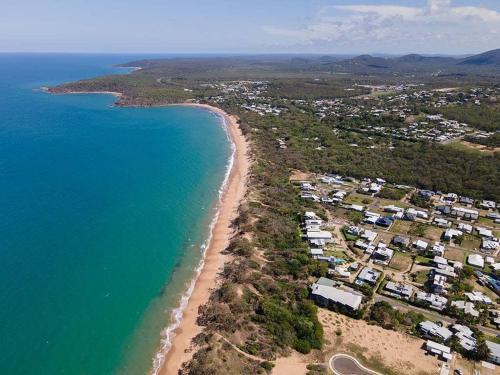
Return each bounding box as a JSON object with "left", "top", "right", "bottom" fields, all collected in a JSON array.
[{"left": 262, "top": 0, "right": 500, "bottom": 53}]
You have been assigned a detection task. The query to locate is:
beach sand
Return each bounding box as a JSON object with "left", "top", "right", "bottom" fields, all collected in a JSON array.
[{"left": 157, "top": 104, "right": 249, "bottom": 375}]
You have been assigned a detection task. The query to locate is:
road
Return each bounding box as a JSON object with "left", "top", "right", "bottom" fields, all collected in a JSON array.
[
  {"left": 375, "top": 294, "right": 500, "bottom": 337},
  {"left": 329, "top": 354, "right": 381, "bottom": 375}
]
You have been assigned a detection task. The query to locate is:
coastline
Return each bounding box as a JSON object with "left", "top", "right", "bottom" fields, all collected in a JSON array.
[
  {"left": 154, "top": 103, "right": 249, "bottom": 375},
  {"left": 43, "top": 84, "right": 250, "bottom": 374}
]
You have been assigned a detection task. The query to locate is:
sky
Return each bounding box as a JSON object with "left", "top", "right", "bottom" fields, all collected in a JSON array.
[{"left": 1, "top": 0, "right": 499, "bottom": 55}]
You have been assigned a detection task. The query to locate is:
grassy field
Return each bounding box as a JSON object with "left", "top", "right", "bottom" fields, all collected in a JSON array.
[
  {"left": 415, "top": 256, "right": 433, "bottom": 266},
  {"left": 413, "top": 270, "right": 430, "bottom": 284},
  {"left": 389, "top": 252, "right": 413, "bottom": 271},
  {"left": 444, "top": 247, "right": 468, "bottom": 262},
  {"left": 460, "top": 234, "right": 481, "bottom": 251},
  {"left": 345, "top": 193, "right": 373, "bottom": 205},
  {"left": 389, "top": 220, "right": 412, "bottom": 235}
]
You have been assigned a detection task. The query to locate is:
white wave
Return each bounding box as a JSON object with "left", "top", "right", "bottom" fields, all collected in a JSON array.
[{"left": 150, "top": 109, "right": 235, "bottom": 375}]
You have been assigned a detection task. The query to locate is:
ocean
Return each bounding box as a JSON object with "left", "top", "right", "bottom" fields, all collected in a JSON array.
[{"left": 0, "top": 54, "right": 232, "bottom": 374}]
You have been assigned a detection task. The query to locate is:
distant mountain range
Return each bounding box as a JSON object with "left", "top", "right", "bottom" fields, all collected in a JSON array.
[{"left": 321, "top": 48, "right": 500, "bottom": 75}]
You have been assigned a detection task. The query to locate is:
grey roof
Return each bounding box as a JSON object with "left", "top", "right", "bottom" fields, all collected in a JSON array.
[
  {"left": 385, "top": 281, "right": 414, "bottom": 297},
  {"left": 311, "top": 284, "right": 362, "bottom": 310},
  {"left": 419, "top": 321, "right": 453, "bottom": 341},
  {"left": 486, "top": 340, "right": 500, "bottom": 360},
  {"left": 315, "top": 277, "right": 336, "bottom": 288},
  {"left": 357, "top": 267, "right": 380, "bottom": 284}
]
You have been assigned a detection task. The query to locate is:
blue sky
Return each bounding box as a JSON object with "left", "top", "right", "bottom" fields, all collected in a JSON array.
[{"left": 1, "top": 0, "right": 499, "bottom": 54}]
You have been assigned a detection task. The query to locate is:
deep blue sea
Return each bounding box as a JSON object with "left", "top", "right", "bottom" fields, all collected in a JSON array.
[{"left": 0, "top": 54, "right": 231, "bottom": 375}]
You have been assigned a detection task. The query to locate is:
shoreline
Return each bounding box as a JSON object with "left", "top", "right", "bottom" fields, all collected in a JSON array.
[
  {"left": 154, "top": 103, "right": 249, "bottom": 375},
  {"left": 43, "top": 86, "right": 250, "bottom": 374}
]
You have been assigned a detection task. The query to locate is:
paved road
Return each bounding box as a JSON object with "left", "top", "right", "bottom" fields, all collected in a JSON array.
[
  {"left": 375, "top": 294, "right": 500, "bottom": 337},
  {"left": 329, "top": 354, "right": 381, "bottom": 375}
]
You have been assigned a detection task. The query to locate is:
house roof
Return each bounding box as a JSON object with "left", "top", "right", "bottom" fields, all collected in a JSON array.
[{"left": 311, "top": 284, "right": 362, "bottom": 310}]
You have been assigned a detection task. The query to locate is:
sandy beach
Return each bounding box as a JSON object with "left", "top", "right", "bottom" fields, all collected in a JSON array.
[{"left": 156, "top": 103, "right": 249, "bottom": 375}]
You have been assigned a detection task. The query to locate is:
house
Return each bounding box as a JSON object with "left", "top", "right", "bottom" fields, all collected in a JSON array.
[
  {"left": 304, "top": 211, "right": 320, "bottom": 220},
  {"left": 434, "top": 267, "right": 457, "bottom": 279},
  {"left": 346, "top": 226, "right": 361, "bottom": 236},
  {"left": 430, "top": 242, "right": 446, "bottom": 256},
  {"left": 459, "top": 196, "right": 474, "bottom": 206},
  {"left": 301, "top": 192, "right": 320, "bottom": 202},
  {"left": 450, "top": 206, "right": 479, "bottom": 221},
  {"left": 476, "top": 226, "right": 493, "bottom": 238},
  {"left": 485, "top": 341, "right": 500, "bottom": 365},
  {"left": 334, "top": 266, "right": 351, "bottom": 278},
  {"left": 384, "top": 205, "right": 404, "bottom": 213},
  {"left": 451, "top": 324, "right": 477, "bottom": 352},
  {"left": 418, "top": 321, "right": 453, "bottom": 341},
  {"left": 392, "top": 235, "right": 410, "bottom": 248},
  {"left": 372, "top": 244, "right": 394, "bottom": 265},
  {"left": 432, "top": 274, "right": 447, "bottom": 294},
  {"left": 443, "top": 228, "right": 462, "bottom": 241},
  {"left": 361, "top": 229, "right": 378, "bottom": 242},
  {"left": 413, "top": 239, "right": 428, "bottom": 251},
  {"left": 481, "top": 238, "right": 499, "bottom": 252},
  {"left": 301, "top": 182, "right": 315, "bottom": 191},
  {"left": 415, "top": 292, "right": 448, "bottom": 310},
  {"left": 464, "top": 291, "right": 493, "bottom": 304},
  {"left": 376, "top": 216, "right": 393, "bottom": 228},
  {"left": 403, "top": 212, "right": 417, "bottom": 221},
  {"left": 433, "top": 217, "right": 450, "bottom": 227},
  {"left": 356, "top": 267, "right": 380, "bottom": 285},
  {"left": 457, "top": 223, "right": 473, "bottom": 234},
  {"left": 467, "top": 254, "right": 484, "bottom": 268},
  {"left": 425, "top": 340, "right": 453, "bottom": 361},
  {"left": 369, "top": 182, "right": 382, "bottom": 193},
  {"left": 307, "top": 231, "right": 333, "bottom": 243},
  {"left": 310, "top": 248, "right": 324, "bottom": 256},
  {"left": 451, "top": 300, "right": 479, "bottom": 318},
  {"left": 349, "top": 204, "right": 365, "bottom": 212},
  {"left": 310, "top": 283, "right": 362, "bottom": 311},
  {"left": 364, "top": 211, "right": 379, "bottom": 224},
  {"left": 480, "top": 200, "right": 496, "bottom": 210},
  {"left": 433, "top": 256, "right": 448, "bottom": 267},
  {"left": 407, "top": 207, "right": 429, "bottom": 219},
  {"left": 385, "top": 281, "right": 413, "bottom": 299}
]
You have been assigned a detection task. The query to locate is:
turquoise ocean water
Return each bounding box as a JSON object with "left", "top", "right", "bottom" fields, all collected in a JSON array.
[{"left": 0, "top": 54, "right": 231, "bottom": 374}]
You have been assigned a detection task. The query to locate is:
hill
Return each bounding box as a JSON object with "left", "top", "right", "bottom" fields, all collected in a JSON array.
[{"left": 459, "top": 49, "right": 500, "bottom": 66}]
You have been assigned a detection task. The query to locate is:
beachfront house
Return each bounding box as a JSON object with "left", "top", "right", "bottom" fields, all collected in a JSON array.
[
  {"left": 419, "top": 321, "right": 453, "bottom": 341},
  {"left": 310, "top": 278, "right": 362, "bottom": 312},
  {"left": 425, "top": 340, "right": 453, "bottom": 361}
]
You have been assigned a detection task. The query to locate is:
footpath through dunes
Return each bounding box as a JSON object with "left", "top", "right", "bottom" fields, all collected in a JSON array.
[{"left": 329, "top": 354, "right": 381, "bottom": 375}]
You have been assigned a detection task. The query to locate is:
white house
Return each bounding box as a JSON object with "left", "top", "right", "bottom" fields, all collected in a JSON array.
[{"left": 467, "top": 254, "right": 484, "bottom": 268}]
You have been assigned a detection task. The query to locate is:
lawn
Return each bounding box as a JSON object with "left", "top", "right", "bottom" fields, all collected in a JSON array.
[
  {"left": 459, "top": 234, "right": 481, "bottom": 252},
  {"left": 389, "top": 252, "right": 413, "bottom": 271},
  {"left": 416, "top": 255, "right": 433, "bottom": 266},
  {"left": 389, "top": 220, "right": 412, "bottom": 234},
  {"left": 345, "top": 193, "right": 373, "bottom": 205},
  {"left": 445, "top": 246, "right": 468, "bottom": 262},
  {"left": 413, "top": 270, "right": 429, "bottom": 285}
]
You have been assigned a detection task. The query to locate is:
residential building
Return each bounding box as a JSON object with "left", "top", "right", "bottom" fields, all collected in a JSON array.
[
  {"left": 425, "top": 340, "right": 453, "bottom": 361},
  {"left": 385, "top": 281, "right": 413, "bottom": 299},
  {"left": 451, "top": 300, "right": 479, "bottom": 318},
  {"left": 356, "top": 267, "right": 380, "bottom": 285},
  {"left": 415, "top": 292, "right": 448, "bottom": 310},
  {"left": 310, "top": 283, "right": 362, "bottom": 311},
  {"left": 418, "top": 321, "right": 453, "bottom": 341},
  {"left": 467, "top": 254, "right": 484, "bottom": 268},
  {"left": 485, "top": 341, "right": 500, "bottom": 365}
]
